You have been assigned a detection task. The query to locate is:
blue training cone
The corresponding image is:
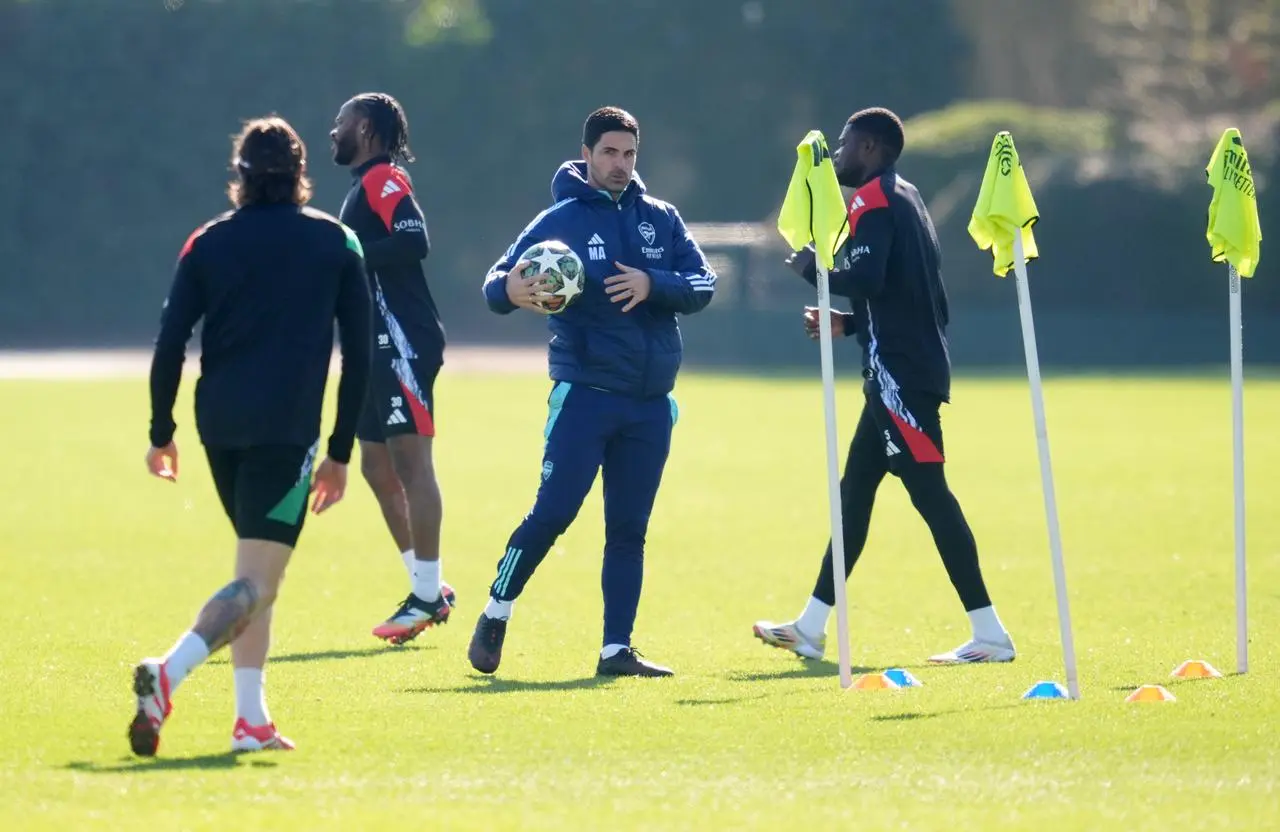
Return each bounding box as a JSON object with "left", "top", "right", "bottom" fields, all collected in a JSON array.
[
  {"left": 1022, "top": 681, "right": 1069, "bottom": 700},
  {"left": 883, "top": 668, "right": 922, "bottom": 688}
]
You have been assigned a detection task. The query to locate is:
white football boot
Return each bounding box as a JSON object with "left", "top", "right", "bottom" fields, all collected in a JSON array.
[
  {"left": 928, "top": 636, "right": 1016, "bottom": 664},
  {"left": 752, "top": 620, "right": 826, "bottom": 660}
]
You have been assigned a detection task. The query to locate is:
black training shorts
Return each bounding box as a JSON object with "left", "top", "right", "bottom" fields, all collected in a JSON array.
[
  {"left": 204, "top": 444, "right": 317, "bottom": 546},
  {"left": 356, "top": 351, "right": 440, "bottom": 444},
  {"left": 863, "top": 378, "right": 946, "bottom": 475}
]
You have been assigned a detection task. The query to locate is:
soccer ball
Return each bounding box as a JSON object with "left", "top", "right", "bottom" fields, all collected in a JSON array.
[{"left": 518, "top": 240, "right": 585, "bottom": 314}]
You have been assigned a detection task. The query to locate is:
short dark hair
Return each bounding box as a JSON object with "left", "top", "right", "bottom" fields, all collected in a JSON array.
[
  {"left": 583, "top": 106, "right": 639, "bottom": 150},
  {"left": 847, "top": 107, "right": 905, "bottom": 161},
  {"left": 227, "top": 115, "right": 312, "bottom": 208},
  {"left": 351, "top": 92, "right": 415, "bottom": 166}
]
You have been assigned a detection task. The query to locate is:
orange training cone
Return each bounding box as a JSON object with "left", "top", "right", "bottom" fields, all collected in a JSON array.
[
  {"left": 1171, "top": 659, "right": 1223, "bottom": 679},
  {"left": 852, "top": 673, "right": 901, "bottom": 691},
  {"left": 1125, "top": 684, "right": 1176, "bottom": 703}
]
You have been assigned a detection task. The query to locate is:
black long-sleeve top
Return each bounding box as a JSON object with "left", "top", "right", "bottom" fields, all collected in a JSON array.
[
  {"left": 339, "top": 155, "right": 444, "bottom": 360},
  {"left": 793, "top": 168, "right": 953, "bottom": 401},
  {"left": 148, "top": 203, "right": 372, "bottom": 463}
]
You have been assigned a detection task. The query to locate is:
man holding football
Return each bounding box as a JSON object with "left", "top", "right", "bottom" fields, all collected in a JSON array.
[{"left": 471, "top": 106, "right": 717, "bottom": 678}]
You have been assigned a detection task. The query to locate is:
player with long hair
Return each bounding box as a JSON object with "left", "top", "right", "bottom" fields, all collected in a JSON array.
[{"left": 132, "top": 115, "right": 372, "bottom": 755}]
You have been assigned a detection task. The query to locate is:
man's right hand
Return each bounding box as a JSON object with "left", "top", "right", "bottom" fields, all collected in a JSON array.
[
  {"left": 505, "top": 261, "right": 553, "bottom": 312},
  {"left": 802, "top": 306, "right": 845, "bottom": 340},
  {"left": 145, "top": 441, "right": 179, "bottom": 482}
]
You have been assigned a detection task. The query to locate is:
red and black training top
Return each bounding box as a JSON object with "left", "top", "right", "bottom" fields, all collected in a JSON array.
[
  {"left": 339, "top": 155, "right": 444, "bottom": 361},
  {"left": 796, "top": 168, "right": 953, "bottom": 402},
  {"left": 148, "top": 204, "right": 373, "bottom": 464}
]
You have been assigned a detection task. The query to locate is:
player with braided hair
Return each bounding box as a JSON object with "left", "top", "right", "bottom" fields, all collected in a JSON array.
[
  {"left": 348, "top": 92, "right": 416, "bottom": 166},
  {"left": 331, "top": 92, "right": 454, "bottom": 643}
]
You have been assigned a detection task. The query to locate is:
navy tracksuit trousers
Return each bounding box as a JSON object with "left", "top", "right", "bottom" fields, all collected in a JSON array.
[{"left": 489, "top": 382, "right": 676, "bottom": 647}]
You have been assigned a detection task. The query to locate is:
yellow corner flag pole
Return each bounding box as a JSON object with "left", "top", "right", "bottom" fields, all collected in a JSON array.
[
  {"left": 1205, "top": 127, "right": 1262, "bottom": 674},
  {"left": 778, "top": 130, "right": 852, "bottom": 690},
  {"left": 968, "top": 132, "right": 1080, "bottom": 700}
]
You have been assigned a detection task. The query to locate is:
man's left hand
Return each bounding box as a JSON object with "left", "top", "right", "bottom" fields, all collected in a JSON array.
[
  {"left": 785, "top": 247, "right": 816, "bottom": 279},
  {"left": 604, "top": 262, "right": 652, "bottom": 313}
]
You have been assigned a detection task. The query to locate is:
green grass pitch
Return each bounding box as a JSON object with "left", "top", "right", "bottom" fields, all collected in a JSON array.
[{"left": 1, "top": 369, "right": 1277, "bottom": 829}]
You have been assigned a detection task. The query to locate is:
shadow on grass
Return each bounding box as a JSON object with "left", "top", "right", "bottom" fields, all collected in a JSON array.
[
  {"left": 676, "top": 693, "right": 771, "bottom": 707},
  {"left": 64, "top": 752, "right": 275, "bottom": 773},
  {"left": 726, "top": 662, "right": 866, "bottom": 682},
  {"left": 869, "top": 712, "right": 934, "bottom": 723},
  {"left": 868, "top": 702, "right": 1024, "bottom": 723},
  {"left": 1108, "top": 671, "right": 1245, "bottom": 693},
  {"left": 405, "top": 675, "right": 617, "bottom": 695},
  {"left": 208, "top": 645, "right": 424, "bottom": 666},
  {"left": 726, "top": 660, "right": 943, "bottom": 683}
]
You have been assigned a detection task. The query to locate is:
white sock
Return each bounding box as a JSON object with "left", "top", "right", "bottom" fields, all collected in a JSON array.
[
  {"left": 968, "top": 606, "right": 1009, "bottom": 643},
  {"left": 234, "top": 667, "right": 270, "bottom": 726},
  {"left": 413, "top": 559, "right": 441, "bottom": 603},
  {"left": 484, "top": 597, "right": 513, "bottom": 620},
  {"left": 162, "top": 631, "right": 210, "bottom": 692},
  {"left": 401, "top": 549, "right": 416, "bottom": 582},
  {"left": 796, "top": 597, "right": 833, "bottom": 640},
  {"left": 600, "top": 643, "right": 629, "bottom": 659}
]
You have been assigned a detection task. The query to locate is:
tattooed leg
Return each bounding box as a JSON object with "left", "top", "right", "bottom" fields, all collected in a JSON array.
[
  {"left": 192, "top": 577, "right": 267, "bottom": 653},
  {"left": 228, "top": 538, "right": 293, "bottom": 666},
  {"left": 129, "top": 539, "right": 293, "bottom": 757}
]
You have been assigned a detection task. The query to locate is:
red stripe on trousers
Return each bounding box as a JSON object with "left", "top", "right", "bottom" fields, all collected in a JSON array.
[
  {"left": 399, "top": 381, "right": 436, "bottom": 437},
  {"left": 887, "top": 410, "right": 943, "bottom": 463}
]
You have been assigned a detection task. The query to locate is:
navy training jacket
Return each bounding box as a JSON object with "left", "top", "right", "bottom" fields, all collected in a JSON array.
[{"left": 483, "top": 161, "right": 716, "bottom": 398}]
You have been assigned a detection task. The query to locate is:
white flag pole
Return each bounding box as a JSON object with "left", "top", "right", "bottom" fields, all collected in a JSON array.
[
  {"left": 1012, "top": 231, "right": 1080, "bottom": 699},
  {"left": 815, "top": 259, "right": 853, "bottom": 690},
  {"left": 1228, "top": 264, "right": 1248, "bottom": 674}
]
